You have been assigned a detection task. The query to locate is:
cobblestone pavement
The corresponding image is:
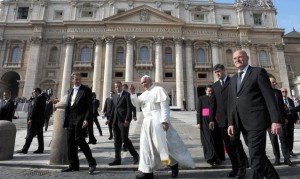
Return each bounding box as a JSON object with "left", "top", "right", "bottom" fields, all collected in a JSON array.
[{"left": 0, "top": 111, "right": 300, "bottom": 178}]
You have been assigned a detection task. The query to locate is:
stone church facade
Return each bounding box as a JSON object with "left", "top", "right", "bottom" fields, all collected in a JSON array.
[{"left": 0, "top": 0, "right": 289, "bottom": 110}]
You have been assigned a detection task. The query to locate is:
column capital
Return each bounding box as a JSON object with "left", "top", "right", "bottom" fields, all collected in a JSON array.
[
  {"left": 64, "top": 37, "right": 76, "bottom": 45},
  {"left": 125, "top": 36, "right": 135, "bottom": 44},
  {"left": 185, "top": 39, "right": 193, "bottom": 47},
  {"left": 240, "top": 40, "right": 251, "bottom": 48},
  {"left": 30, "top": 37, "right": 42, "bottom": 45},
  {"left": 105, "top": 36, "right": 115, "bottom": 44},
  {"left": 173, "top": 37, "right": 183, "bottom": 45},
  {"left": 275, "top": 43, "right": 285, "bottom": 51},
  {"left": 94, "top": 37, "right": 104, "bottom": 45},
  {"left": 210, "top": 40, "right": 222, "bottom": 47},
  {"left": 153, "top": 37, "right": 163, "bottom": 45}
]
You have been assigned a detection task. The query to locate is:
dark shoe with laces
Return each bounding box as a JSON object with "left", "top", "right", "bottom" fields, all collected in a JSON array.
[
  {"left": 33, "top": 150, "right": 44, "bottom": 154},
  {"left": 170, "top": 163, "right": 179, "bottom": 178},
  {"left": 61, "top": 166, "right": 79, "bottom": 172},
  {"left": 227, "top": 169, "right": 238, "bottom": 177},
  {"left": 108, "top": 136, "right": 113, "bottom": 140},
  {"left": 89, "top": 165, "right": 96, "bottom": 174},
  {"left": 109, "top": 159, "right": 121, "bottom": 166},
  {"left": 236, "top": 167, "right": 246, "bottom": 179},
  {"left": 136, "top": 173, "right": 154, "bottom": 179},
  {"left": 16, "top": 149, "right": 27, "bottom": 154},
  {"left": 284, "top": 158, "right": 293, "bottom": 166},
  {"left": 88, "top": 140, "right": 97, "bottom": 145},
  {"left": 290, "top": 151, "right": 297, "bottom": 157}
]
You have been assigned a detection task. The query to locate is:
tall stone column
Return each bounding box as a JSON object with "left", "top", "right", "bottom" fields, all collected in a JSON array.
[
  {"left": 185, "top": 40, "right": 195, "bottom": 110},
  {"left": 125, "top": 36, "right": 134, "bottom": 82},
  {"left": 276, "top": 43, "right": 290, "bottom": 91},
  {"left": 92, "top": 38, "right": 103, "bottom": 98},
  {"left": 23, "top": 37, "right": 42, "bottom": 98},
  {"left": 210, "top": 40, "right": 220, "bottom": 82},
  {"left": 174, "top": 38, "right": 184, "bottom": 110},
  {"left": 154, "top": 37, "right": 163, "bottom": 82},
  {"left": 60, "top": 37, "right": 75, "bottom": 99},
  {"left": 102, "top": 36, "right": 114, "bottom": 107}
]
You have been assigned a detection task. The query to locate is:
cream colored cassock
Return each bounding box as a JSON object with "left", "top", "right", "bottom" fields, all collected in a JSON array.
[{"left": 131, "top": 85, "right": 195, "bottom": 173}]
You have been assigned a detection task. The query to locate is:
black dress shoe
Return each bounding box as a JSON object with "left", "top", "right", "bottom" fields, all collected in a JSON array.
[
  {"left": 290, "top": 151, "right": 297, "bottom": 157},
  {"left": 273, "top": 159, "right": 280, "bottom": 166},
  {"left": 33, "top": 150, "right": 44, "bottom": 154},
  {"left": 136, "top": 173, "right": 154, "bottom": 179},
  {"left": 16, "top": 150, "right": 27, "bottom": 154},
  {"left": 109, "top": 159, "right": 121, "bottom": 166},
  {"left": 170, "top": 163, "right": 179, "bottom": 178},
  {"left": 88, "top": 141, "right": 97, "bottom": 145},
  {"left": 284, "top": 159, "right": 293, "bottom": 166},
  {"left": 227, "top": 170, "right": 238, "bottom": 177},
  {"left": 236, "top": 168, "right": 246, "bottom": 179},
  {"left": 108, "top": 136, "right": 113, "bottom": 140},
  {"left": 61, "top": 167, "right": 79, "bottom": 172},
  {"left": 133, "top": 155, "right": 139, "bottom": 164},
  {"left": 89, "top": 165, "right": 96, "bottom": 174}
]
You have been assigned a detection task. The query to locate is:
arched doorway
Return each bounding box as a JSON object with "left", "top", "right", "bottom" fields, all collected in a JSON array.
[{"left": 0, "top": 71, "right": 21, "bottom": 98}]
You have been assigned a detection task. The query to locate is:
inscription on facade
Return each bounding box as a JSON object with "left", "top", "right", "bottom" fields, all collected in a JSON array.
[{"left": 106, "top": 26, "right": 181, "bottom": 33}]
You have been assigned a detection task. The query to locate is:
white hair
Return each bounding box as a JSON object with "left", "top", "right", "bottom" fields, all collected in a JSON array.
[{"left": 141, "top": 75, "right": 152, "bottom": 81}]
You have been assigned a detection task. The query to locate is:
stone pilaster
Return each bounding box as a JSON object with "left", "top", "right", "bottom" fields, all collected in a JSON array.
[
  {"left": 23, "top": 37, "right": 42, "bottom": 98},
  {"left": 154, "top": 37, "right": 163, "bottom": 82},
  {"left": 240, "top": 40, "right": 252, "bottom": 65},
  {"left": 92, "top": 38, "right": 104, "bottom": 98},
  {"left": 210, "top": 40, "right": 220, "bottom": 82},
  {"left": 125, "top": 36, "right": 134, "bottom": 82},
  {"left": 102, "top": 36, "right": 114, "bottom": 107},
  {"left": 60, "top": 37, "right": 75, "bottom": 99},
  {"left": 275, "top": 43, "right": 290, "bottom": 92},
  {"left": 174, "top": 38, "right": 184, "bottom": 110},
  {"left": 185, "top": 40, "right": 195, "bottom": 110}
]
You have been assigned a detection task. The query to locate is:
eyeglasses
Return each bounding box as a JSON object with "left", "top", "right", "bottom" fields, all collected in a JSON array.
[{"left": 281, "top": 91, "right": 287, "bottom": 93}]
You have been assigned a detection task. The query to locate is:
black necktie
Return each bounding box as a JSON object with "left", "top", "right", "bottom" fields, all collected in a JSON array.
[
  {"left": 220, "top": 80, "right": 224, "bottom": 88},
  {"left": 237, "top": 71, "right": 244, "bottom": 91}
]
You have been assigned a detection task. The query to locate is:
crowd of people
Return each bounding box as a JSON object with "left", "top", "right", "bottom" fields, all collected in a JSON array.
[{"left": 1, "top": 50, "right": 300, "bottom": 179}]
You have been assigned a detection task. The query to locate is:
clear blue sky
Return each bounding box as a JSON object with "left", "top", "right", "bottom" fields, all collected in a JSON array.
[{"left": 215, "top": 0, "right": 300, "bottom": 34}]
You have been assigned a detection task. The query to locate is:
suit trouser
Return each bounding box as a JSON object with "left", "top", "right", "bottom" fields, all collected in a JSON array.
[
  {"left": 113, "top": 122, "right": 138, "bottom": 159},
  {"left": 23, "top": 124, "right": 44, "bottom": 152},
  {"left": 239, "top": 125, "right": 279, "bottom": 179},
  {"left": 67, "top": 124, "right": 96, "bottom": 168},
  {"left": 220, "top": 127, "right": 248, "bottom": 170},
  {"left": 267, "top": 126, "right": 290, "bottom": 160},
  {"left": 286, "top": 119, "right": 295, "bottom": 153},
  {"left": 88, "top": 116, "right": 102, "bottom": 142}
]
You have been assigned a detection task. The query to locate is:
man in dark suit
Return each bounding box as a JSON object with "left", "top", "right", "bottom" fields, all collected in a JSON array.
[
  {"left": 16, "top": 88, "right": 47, "bottom": 154},
  {"left": 103, "top": 91, "right": 115, "bottom": 140},
  {"left": 0, "top": 91, "right": 15, "bottom": 122},
  {"left": 44, "top": 96, "right": 53, "bottom": 131},
  {"left": 108, "top": 81, "right": 139, "bottom": 166},
  {"left": 227, "top": 50, "right": 281, "bottom": 179},
  {"left": 281, "top": 88, "right": 299, "bottom": 157},
  {"left": 267, "top": 77, "right": 292, "bottom": 166},
  {"left": 61, "top": 72, "right": 96, "bottom": 174},
  {"left": 212, "top": 64, "right": 249, "bottom": 178},
  {"left": 87, "top": 92, "right": 103, "bottom": 144}
]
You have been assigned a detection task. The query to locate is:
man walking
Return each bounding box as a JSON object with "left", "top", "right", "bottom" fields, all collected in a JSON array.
[
  {"left": 108, "top": 81, "right": 139, "bottom": 166},
  {"left": 212, "top": 64, "right": 249, "bottom": 178},
  {"left": 227, "top": 50, "right": 281, "bottom": 179},
  {"left": 17, "top": 88, "right": 47, "bottom": 154},
  {"left": 61, "top": 72, "right": 97, "bottom": 174},
  {"left": 0, "top": 91, "right": 15, "bottom": 122},
  {"left": 103, "top": 91, "right": 115, "bottom": 140}
]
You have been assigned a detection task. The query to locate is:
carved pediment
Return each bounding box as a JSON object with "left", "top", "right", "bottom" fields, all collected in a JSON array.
[{"left": 103, "top": 5, "right": 184, "bottom": 25}]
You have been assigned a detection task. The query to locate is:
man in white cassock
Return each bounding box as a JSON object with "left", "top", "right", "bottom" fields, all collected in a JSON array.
[{"left": 130, "top": 75, "right": 195, "bottom": 179}]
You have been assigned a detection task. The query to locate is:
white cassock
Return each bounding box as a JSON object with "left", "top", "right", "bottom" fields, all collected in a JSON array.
[{"left": 131, "top": 85, "right": 195, "bottom": 173}]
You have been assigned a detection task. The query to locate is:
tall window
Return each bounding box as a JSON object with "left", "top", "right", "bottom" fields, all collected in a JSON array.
[
  {"left": 165, "top": 47, "right": 172, "bottom": 65},
  {"left": 253, "top": 14, "right": 262, "bottom": 25},
  {"left": 11, "top": 47, "right": 21, "bottom": 63},
  {"left": 80, "top": 47, "right": 90, "bottom": 62},
  {"left": 140, "top": 46, "right": 149, "bottom": 61},
  {"left": 196, "top": 48, "right": 205, "bottom": 64},
  {"left": 226, "top": 49, "right": 233, "bottom": 66},
  {"left": 49, "top": 47, "right": 58, "bottom": 62},
  {"left": 259, "top": 50, "right": 269, "bottom": 66},
  {"left": 116, "top": 46, "right": 124, "bottom": 65}
]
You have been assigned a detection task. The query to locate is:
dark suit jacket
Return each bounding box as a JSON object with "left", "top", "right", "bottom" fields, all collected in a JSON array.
[
  {"left": 0, "top": 99, "right": 15, "bottom": 122},
  {"left": 272, "top": 89, "right": 286, "bottom": 125},
  {"left": 92, "top": 99, "right": 100, "bottom": 117},
  {"left": 286, "top": 97, "right": 299, "bottom": 123},
  {"left": 212, "top": 77, "right": 230, "bottom": 128},
  {"left": 64, "top": 85, "right": 93, "bottom": 128},
  {"left": 109, "top": 91, "right": 132, "bottom": 124},
  {"left": 103, "top": 97, "right": 114, "bottom": 118},
  {"left": 29, "top": 94, "right": 47, "bottom": 127},
  {"left": 227, "top": 66, "right": 280, "bottom": 131}
]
